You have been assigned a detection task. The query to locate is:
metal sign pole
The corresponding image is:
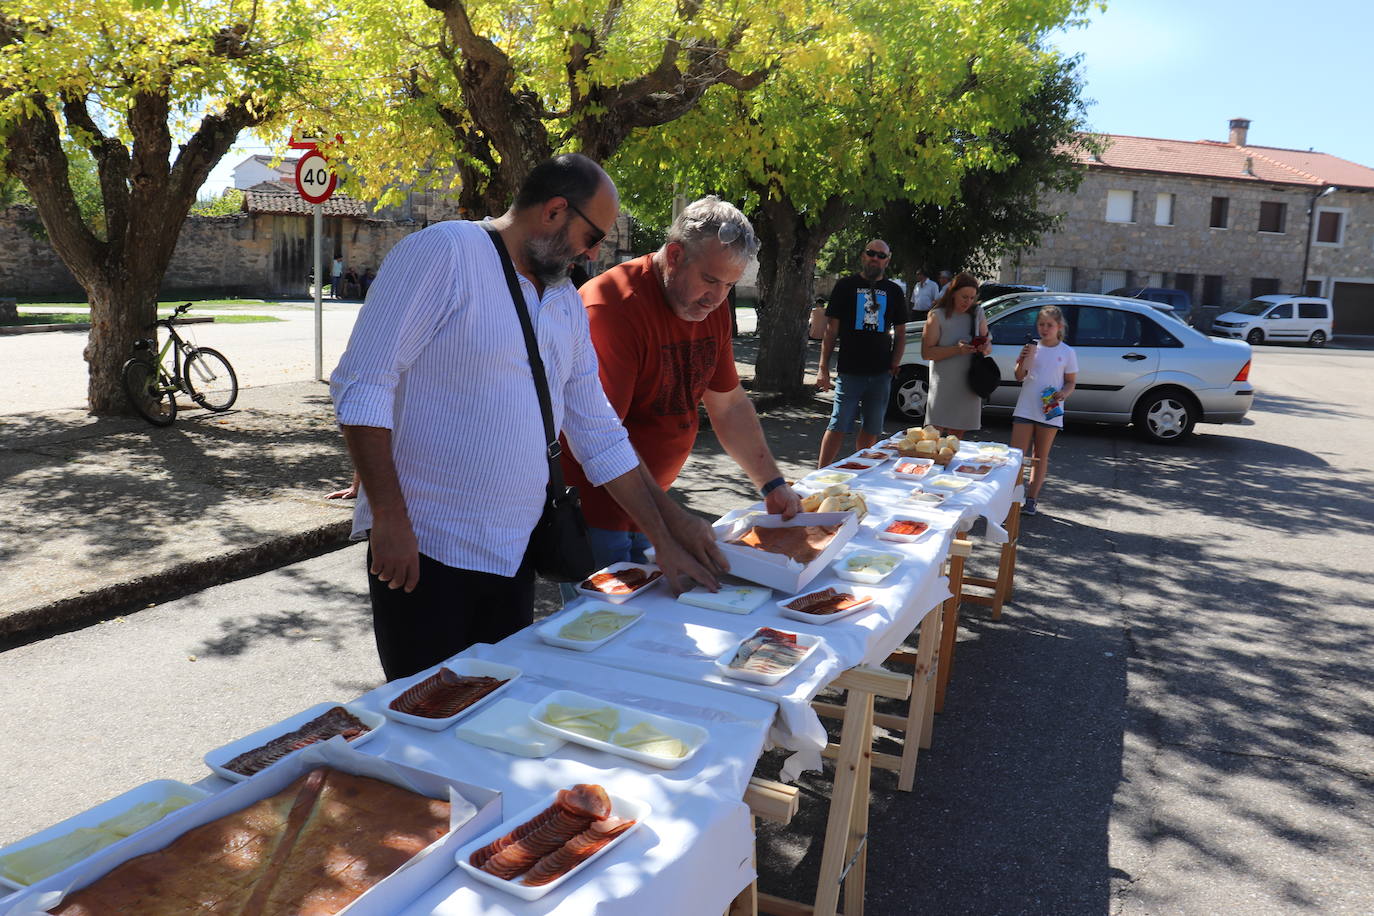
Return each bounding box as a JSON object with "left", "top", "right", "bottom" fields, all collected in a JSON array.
[{"left": 313, "top": 202, "right": 324, "bottom": 382}]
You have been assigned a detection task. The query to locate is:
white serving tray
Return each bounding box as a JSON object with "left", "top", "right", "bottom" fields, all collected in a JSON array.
[
  {"left": 924, "top": 474, "right": 974, "bottom": 492},
  {"left": 889, "top": 457, "right": 936, "bottom": 480},
  {"left": 950, "top": 461, "right": 997, "bottom": 477},
  {"left": 454, "top": 698, "right": 567, "bottom": 758},
  {"left": 573, "top": 561, "right": 663, "bottom": 604},
  {"left": 455, "top": 789, "right": 648, "bottom": 901},
  {"left": 776, "top": 588, "right": 875, "bottom": 626},
  {"left": 797, "top": 469, "right": 857, "bottom": 489},
  {"left": 851, "top": 448, "right": 894, "bottom": 464},
  {"left": 203, "top": 701, "right": 385, "bottom": 782},
  {"left": 528, "top": 689, "right": 708, "bottom": 770},
  {"left": 714, "top": 628, "right": 824, "bottom": 686},
  {"left": 0, "top": 780, "right": 209, "bottom": 891},
  {"left": 713, "top": 511, "right": 860, "bottom": 593},
  {"left": 381, "top": 658, "right": 521, "bottom": 730},
  {"left": 535, "top": 602, "right": 644, "bottom": 652},
  {"left": 825, "top": 456, "right": 880, "bottom": 475},
  {"left": 677, "top": 582, "right": 774, "bottom": 614},
  {"left": 906, "top": 485, "right": 952, "bottom": 506},
  {"left": 831, "top": 549, "right": 905, "bottom": 585},
  {"left": 875, "top": 516, "right": 937, "bottom": 543}
]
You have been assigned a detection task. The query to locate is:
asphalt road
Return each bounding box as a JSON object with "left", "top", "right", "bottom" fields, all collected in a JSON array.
[{"left": 1, "top": 341, "right": 1371, "bottom": 914}]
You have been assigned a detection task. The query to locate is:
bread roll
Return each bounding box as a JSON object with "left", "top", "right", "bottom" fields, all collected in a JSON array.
[
  {"left": 896, "top": 440, "right": 922, "bottom": 457},
  {"left": 921, "top": 425, "right": 940, "bottom": 441},
  {"left": 818, "top": 492, "right": 868, "bottom": 519},
  {"left": 936, "top": 446, "right": 955, "bottom": 465},
  {"left": 914, "top": 440, "right": 937, "bottom": 457}
]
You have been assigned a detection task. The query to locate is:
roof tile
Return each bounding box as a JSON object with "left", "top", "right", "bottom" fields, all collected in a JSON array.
[{"left": 1071, "top": 133, "right": 1374, "bottom": 190}]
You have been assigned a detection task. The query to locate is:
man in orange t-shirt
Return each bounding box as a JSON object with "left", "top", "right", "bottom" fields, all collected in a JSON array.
[{"left": 562, "top": 196, "right": 801, "bottom": 569}]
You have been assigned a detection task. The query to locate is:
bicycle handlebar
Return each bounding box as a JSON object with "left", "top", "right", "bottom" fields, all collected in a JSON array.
[{"left": 148, "top": 303, "right": 193, "bottom": 330}]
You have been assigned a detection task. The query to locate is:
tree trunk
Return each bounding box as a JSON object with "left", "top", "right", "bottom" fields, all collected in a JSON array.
[
  {"left": 83, "top": 274, "right": 161, "bottom": 413},
  {"left": 751, "top": 193, "right": 848, "bottom": 394}
]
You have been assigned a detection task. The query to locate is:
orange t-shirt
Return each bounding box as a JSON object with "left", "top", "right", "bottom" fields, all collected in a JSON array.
[{"left": 561, "top": 255, "right": 739, "bottom": 530}]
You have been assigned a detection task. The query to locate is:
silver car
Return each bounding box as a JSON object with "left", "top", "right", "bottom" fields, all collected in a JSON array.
[{"left": 890, "top": 293, "right": 1255, "bottom": 443}]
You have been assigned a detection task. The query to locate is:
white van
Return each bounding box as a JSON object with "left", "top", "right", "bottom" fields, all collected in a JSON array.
[{"left": 1211, "top": 295, "right": 1333, "bottom": 347}]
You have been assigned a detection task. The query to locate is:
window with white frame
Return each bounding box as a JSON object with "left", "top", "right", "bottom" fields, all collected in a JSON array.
[
  {"left": 1106, "top": 190, "right": 1135, "bottom": 223},
  {"left": 1043, "top": 267, "right": 1074, "bottom": 291},
  {"left": 1154, "top": 193, "right": 1175, "bottom": 226},
  {"left": 1314, "top": 208, "right": 1346, "bottom": 246},
  {"left": 1100, "top": 269, "right": 1127, "bottom": 293}
]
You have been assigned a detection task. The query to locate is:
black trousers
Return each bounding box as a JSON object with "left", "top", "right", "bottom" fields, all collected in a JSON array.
[{"left": 367, "top": 544, "right": 536, "bottom": 682}]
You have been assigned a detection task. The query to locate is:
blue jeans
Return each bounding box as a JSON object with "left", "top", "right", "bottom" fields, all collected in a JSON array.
[
  {"left": 827, "top": 372, "right": 891, "bottom": 436},
  {"left": 558, "top": 527, "right": 653, "bottom": 604}
]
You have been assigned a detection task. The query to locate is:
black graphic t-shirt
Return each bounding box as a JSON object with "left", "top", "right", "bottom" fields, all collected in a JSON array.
[{"left": 826, "top": 275, "right": 908, "bottom": 375}]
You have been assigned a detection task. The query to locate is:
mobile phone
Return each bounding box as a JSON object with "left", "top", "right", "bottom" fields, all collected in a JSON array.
[
  {"left": 1024, "top": 333, "right": 1038, "bottom": 345},
  {"left": 971, "top": 335, "right": 988, "bottom": 347}
]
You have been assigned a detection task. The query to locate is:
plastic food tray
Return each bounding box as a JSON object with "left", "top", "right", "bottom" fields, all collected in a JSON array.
[
  {"left": 826, "top": 457, "right": 880, "bottom": 474},
  {"left": 573, "top": 562, "right": 663, "bottom": 605},
  {"left": 831, "top": 550, "right": 904, "bottom": 585},
  {"left": 951, "top": 462, "right": 995, "bottom": 477},
  {"left": 876, "top": 516, "right": 936, "bottom": 543},
  {"left": 924, "top": 474, "right": 974, "bottom": 491},
  {"left": 535, "top": 602, "right": 644, "bottom": 652},
  {"left": 0, "top": 780, "right": 210, "bottom": 891},
  {"left": 677, "top": 583, "right": 773, "bottom": 614},
  {"left": 204, "top": 701, "right": 386, "bottom": 782},
  {"left": 380, "top": 658, "right": 521, "bottom": 730},
  {"left": 714, "top": 628, "right": 824, "bottom": 686},
  {"left": 797, "top": 469, "right": 857, "bottom": 489},
  {"left": 890, "top": 458, "right": 935, "bottom": 479},
  {"left": 527, "top": 689, "right": 708, "bottom": 770},
  {"left": 453, "top": 698, "right": 567, "bottom": 758},
  {"left": 454, "top": 789, "right": 649, "bottom": 901},
  {"left": 776, "top": 588, "right": 876, "bottom": 625}
]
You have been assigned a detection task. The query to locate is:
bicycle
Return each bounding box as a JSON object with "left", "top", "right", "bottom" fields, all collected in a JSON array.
[{"left": 121, "top": 302, "right": 239, "bottom": 426}]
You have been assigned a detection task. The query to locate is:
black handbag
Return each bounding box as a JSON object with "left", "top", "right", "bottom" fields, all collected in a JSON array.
[
  {"left": 966, "top": 307, "right": 1000, "bottom": 400},
  {"left": 482, "top": 225, "right": 598, "bottom": 583}
]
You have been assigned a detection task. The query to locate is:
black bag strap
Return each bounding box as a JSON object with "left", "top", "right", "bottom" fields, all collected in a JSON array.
[{"left": 481, "top": 223, "right": 568, "bottom": 493}]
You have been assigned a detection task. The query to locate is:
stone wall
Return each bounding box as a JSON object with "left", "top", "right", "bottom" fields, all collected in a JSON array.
[{"left": 997, "top": 170, "right": 1374, "bottom": 310}]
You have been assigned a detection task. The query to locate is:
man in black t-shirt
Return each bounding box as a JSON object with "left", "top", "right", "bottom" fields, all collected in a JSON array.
[{"left": 815, "top": 240, "right": 908, "bottom": 467}]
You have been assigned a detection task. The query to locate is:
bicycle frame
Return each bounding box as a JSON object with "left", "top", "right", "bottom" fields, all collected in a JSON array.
[{"left": 138, "top": 317, "right": 196, "bottom": 393}]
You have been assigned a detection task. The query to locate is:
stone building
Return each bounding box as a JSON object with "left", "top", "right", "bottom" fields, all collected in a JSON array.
[{"left": 998, "top": 119, "right": 1374, "bottom": 334}]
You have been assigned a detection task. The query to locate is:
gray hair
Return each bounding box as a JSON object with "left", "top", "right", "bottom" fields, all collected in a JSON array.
[{"left": 664, "top": 195, "right": 759, "bottom": 262}]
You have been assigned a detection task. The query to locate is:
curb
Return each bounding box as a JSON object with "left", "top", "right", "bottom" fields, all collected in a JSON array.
[
  {"left": 0, "top": 519, "right": 354, "bottom": 649},
  {"left": 0, "top": 316, "right": 215, "bottom": 336}
]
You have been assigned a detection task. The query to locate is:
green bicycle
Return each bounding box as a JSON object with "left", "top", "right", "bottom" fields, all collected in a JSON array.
[{"left": 120, "top": 302, "right": 239, "bottom": 426}]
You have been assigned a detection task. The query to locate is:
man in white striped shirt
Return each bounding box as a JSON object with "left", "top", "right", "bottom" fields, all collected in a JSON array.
[{"left": 332, "top": 155, "right": 725, "bottom": 680}]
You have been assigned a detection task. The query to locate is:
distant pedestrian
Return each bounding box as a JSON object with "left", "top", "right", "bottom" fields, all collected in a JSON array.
[
  {"left": 361, "top": 267, "right": 375, "bottom": 298},
  {"left": 911, "top": 269, "right": 939, "bottom": 313},
  {"left": 935, "top": 269, "right": 953, "bottom": 298},
  {"left": 343, "top": 266, "right": 360, "bottom": 299},
  {"left": 1010, "top": 305, "right": 1077, "bottom": 516},
  {"left": 331, "top": 255, "right": 344, "bottom": 298}
]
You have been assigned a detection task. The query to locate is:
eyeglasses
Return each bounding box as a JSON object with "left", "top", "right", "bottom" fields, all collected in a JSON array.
[
  {"left": 563, "top": 198, "right": 607, "bottom": 248},
  {"left": 864, "top": 249, "right": 890, "bottom": 259}
]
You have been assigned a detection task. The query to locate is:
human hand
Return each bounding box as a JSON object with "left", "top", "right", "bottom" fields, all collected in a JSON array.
[
  {"left": 889, "top": 361, "right": 902, "bottom": 377},
  {"left": 326, "top": 483, "right": 358, "bottom": 500},
  {"left": 816, "top": 371, "right": 832, "bottom": 392},
  {"left": 654, "top": 530, "right": 727, "bottom": 595},
  {"left": 369, "top": 514, "right": 420, "bottom": 592},
  {"left": 764, "top": 483, "right": 801, "bottom": 520},
  {"left": 1018, "top": 343, "right": 1034, "bottom": 362}
]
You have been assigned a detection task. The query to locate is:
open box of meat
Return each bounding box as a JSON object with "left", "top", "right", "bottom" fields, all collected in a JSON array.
[
  {"left": 4, "top": 740, "right": 502, "bottom": 916},
  {"left": 712, "top": 511, "right": 859, "bottom": 593}
]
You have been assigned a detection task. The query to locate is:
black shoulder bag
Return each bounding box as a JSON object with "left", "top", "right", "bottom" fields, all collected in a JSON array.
[
  {"left": 966, "top": 307, "right": 1001, "bottom": 400},
  {"left": 482, "top": 224, "right": 597, "bottom": 582}
]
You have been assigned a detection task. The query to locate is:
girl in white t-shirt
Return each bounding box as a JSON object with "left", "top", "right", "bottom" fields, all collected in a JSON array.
[{"left": 1010, "top": 306, "right": 1077, "bottom": 515}]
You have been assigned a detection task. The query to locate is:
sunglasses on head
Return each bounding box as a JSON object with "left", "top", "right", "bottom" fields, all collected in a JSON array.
[{"left": 864, "top": 249, "right": 890, "bottom": 259}]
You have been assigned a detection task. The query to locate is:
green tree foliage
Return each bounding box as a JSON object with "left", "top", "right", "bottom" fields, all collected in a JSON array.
[
  {"left": 190, "top": 188, "right": 245, "bottom": 216},
  {"left": 0, "top": 0, "right": 326, "bottom": 413}
]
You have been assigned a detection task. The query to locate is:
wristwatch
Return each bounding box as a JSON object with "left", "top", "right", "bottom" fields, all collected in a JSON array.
[{"left": 760, "top": 476, "right": 787, "bottom": 497}]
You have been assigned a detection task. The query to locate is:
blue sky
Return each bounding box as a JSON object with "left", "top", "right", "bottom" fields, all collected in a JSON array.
[
  {"left": 204, "top": 0, "right": 1373, "bottom": 196},
  {"left": 1053, "top": 0, "right": 1372, "bottom": 162}
]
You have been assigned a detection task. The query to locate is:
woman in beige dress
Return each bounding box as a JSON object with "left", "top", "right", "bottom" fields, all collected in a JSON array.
[{"left": 922, "top": 272, "right": 991, "bottom": 436}]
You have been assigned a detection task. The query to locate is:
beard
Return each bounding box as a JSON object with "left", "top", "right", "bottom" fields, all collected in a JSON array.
[
  {"left": 860, "top": 263, "right": 883, "bottom": 281},
  {"left": 524, "top": 226, "right": 577, "bottom": 286}
]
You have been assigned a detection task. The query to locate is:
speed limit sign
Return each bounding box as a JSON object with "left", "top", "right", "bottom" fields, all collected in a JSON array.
[{"left": 295, "top": 150, "right": 337, "bottom": 204}]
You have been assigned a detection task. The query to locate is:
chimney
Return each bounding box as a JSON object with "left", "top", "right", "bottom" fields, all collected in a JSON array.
[{"left": 1229, "top": 118, "right": 1251, "bottom": 146}]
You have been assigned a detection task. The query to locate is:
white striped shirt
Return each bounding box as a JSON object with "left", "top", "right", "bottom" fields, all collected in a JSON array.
[{"left": 331, "top": 220, "right": 638, "bottom": 576}]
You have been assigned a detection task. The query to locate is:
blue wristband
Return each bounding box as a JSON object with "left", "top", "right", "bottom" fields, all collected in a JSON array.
[{"left": 760, "top": 476, "right": 786, "bottom": 497}]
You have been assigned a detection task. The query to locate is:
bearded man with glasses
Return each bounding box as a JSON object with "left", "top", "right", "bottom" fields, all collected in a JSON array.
[{"left": 815, "top": 239, "right": 908, "bottom": 467}]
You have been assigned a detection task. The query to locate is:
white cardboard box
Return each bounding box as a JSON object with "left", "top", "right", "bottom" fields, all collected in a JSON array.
[{"left": 713, "top": 511, "right": 859, "bottom": 593}]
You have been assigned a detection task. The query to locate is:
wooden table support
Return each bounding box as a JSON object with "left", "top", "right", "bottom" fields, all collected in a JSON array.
[
  {"left": 958, "top": 456, "right": 1033, "bottom": 620},
  {"left": 729, "top": 779, "right": 803, "bottom": 916},
  {"left": 758, "top": 666, "right": 910, "bottom": 916}
]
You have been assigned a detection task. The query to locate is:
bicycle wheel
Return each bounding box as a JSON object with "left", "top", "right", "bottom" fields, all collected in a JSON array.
[
  {"left": 182, "top": 347, "right": 239, "bottom": 411},
  {"left": 121, "top": 357, "right": 177, "bottom": 426}
]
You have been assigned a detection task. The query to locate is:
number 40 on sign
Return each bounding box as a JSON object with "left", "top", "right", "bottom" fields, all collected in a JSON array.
[{"left": 295, "top": 150, "right": 336, "bottom": 205}]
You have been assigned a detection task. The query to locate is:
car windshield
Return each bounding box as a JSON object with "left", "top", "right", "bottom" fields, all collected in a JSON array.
[
  {"left": 1152, "top": 307, "right": 1186, "bottom": 325},
  {"left": 984, "top": 296, "right": 1040, "bottom": 321},
  {"left": 1233, "top": 299, "right": 1276, "bottom": 316}
]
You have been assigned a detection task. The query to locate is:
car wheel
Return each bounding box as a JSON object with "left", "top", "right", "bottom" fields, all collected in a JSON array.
[
  {"left": 1133, "top": 388, "right": 1197, "bottom": 444},
  {"left": 1246, "top": 328, "right": 1263, "bottom": 345},
  {"left": 889, "top": 366, "right": 929, "bottom": 422},
  {"left": 1309, "top": 330, "right": 1327, "bottom": 348}
]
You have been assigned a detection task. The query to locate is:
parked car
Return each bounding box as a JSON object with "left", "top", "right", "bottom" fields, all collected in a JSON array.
[
  {"left": 978, "top": 282, "right": 1047, "bottom": 302},
  {"left": 890, "top": 293, "right": 1254, "bottom": 443},
  {"left": 1107, "top": 287, "right": 1194, "bottom": 324},
  {"left": 1210, "top": 295, "right": 1333, "bottom": 347}
]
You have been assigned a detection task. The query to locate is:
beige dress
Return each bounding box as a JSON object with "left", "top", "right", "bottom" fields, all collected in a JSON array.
[{"left": 925, "top": 307, "right": 983, "bottom": 430}]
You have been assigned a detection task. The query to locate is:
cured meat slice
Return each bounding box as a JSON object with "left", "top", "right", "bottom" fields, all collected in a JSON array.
[
  {"left": 224, "top": 707, "right": 370, "bottom": 776},
  {"left": 785, "top": 588, "right": 865, "bottom": 615},
  {"left": 728, "top": 524, "right": 840, "bottom": 564},
  {"left": 885, "top": 520, "right": 929, "bottom": 537},
  {"left": 520, "top": 817, "right": 637, "bottom": 887},
  {"left": 479, "top": 813, "right": 594, "bottom": 880},
  {"left": 581, "top": 568, "right": 660, "bottom": 594},
  {"left": 728, "top": 628, "right": 808, "bottom": 675},
  {"left": 469, "top": 785, "right": 611, "bottom": 870},
  {"left": 389, "top": 669, "right": 507, "bottom": 719}
]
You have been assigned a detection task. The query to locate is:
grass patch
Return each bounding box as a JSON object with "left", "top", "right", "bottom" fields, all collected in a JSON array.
[
  {"left": 199, "top": 314, "right": 280, "bottom": 323},
  {"left": 9, "top": 313, "right": 91, "bottom": 326}
]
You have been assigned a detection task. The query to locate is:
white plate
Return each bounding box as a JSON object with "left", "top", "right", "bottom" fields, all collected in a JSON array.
[
  {"left": 798, "top": 469, "right": 857, "bottom": 489},
  {"left": 528, "top": 689, "right": 708, "bottom": 770},
  {"left": 455, "top": 789, "right": 648, "bottom": 901},
  {"left": 381, "top": 658, "right": 522, "bottom": 730},
  {"left": 924, "top": 474, "right": 974, "bottom": 491},
  {"left": 889, "top": 458, "right": 936, "bottom": 480},
  {"left": 204, "top": 701, "right": 385, "bottom": 782},
  {"left": 776, "top": 588, "right": 875, "bottom": 625},
  {"left": 714, "top": 628, "right": 824, "bottom": 686},
  {"left": 831, "top": 550, "right": 904, "bottom": 585},
  {"left": 677, "top": 583, "right": 773, "bottom": 614},
  {"left": 906, "top": 485, "right": 952, "bottom": 506},
  {"left": 573, "top": 562, "right": 663, "bottom": 604},
  {"left": 851, "top": 448, "right": 894, "bottom": 464},
  {"left": 454, "top": 698, "right": 567, "bottom": 758},
  {"left": 876, "top": 516, "right": 936, "bottom": 543},
  {"left": 0, "top": 780, "right": 209, "bottom": 890},
  {"left": 950, "top": 461, "right": 997, "bottom": 478},
  {"left": 825, "top": 457, "right": 880, "bottom": 475},
  {"left": 536, "top": 602, "right": 644, "bottom": 652}
]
